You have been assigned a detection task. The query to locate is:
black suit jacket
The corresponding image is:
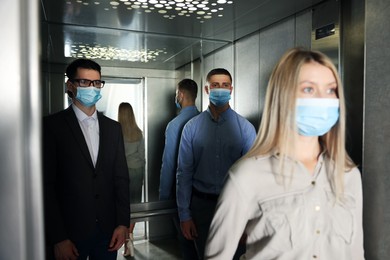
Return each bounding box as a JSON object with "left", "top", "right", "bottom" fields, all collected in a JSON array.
[{"left": 43, "top": 106, "right": 130, "bottom": 246}]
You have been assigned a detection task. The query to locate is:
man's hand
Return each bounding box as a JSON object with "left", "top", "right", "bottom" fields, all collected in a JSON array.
[
  {"left": 180, "top": 219, "right": 198, "bottom": 240},
  {"left": 54, "top": 239, "right": 79, "bottom": 260},
  {"left": 108, "top": 225, "right": 128, "bottom": 251}
]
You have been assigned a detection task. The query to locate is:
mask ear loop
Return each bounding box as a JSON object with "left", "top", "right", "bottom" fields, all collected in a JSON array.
[
  {"left": 66, "top": 90, "right": 74, "bottom": 98},
  {"left": 177, "top": 91, "right": 182, "bottom": 103},
  {"left": 66, "top": 80, "right": 75, "bottom": 98}
]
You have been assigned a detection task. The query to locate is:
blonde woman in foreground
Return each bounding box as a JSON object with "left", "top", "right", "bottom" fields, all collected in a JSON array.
[{"left": 204, "top": 48, "right": 364, "bottom": 260}]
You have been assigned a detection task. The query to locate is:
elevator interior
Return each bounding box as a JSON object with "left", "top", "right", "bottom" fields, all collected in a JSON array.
[
  {"left": 40, "top": 0, "right": 349, "bottom": 241},
  {"left": 3, "top": 0, "right": 374, "bottom": 259}
]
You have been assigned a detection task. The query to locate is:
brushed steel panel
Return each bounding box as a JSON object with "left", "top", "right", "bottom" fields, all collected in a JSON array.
[
  {"left": 235, "top": 33, "right": 261, "bottom": 130},
  {"left": 146, "top": 77, "right": 177, "bottom": 202},
  {"left": 259, "top": 18, "right": 296, "bottom": 116},
  {"left": 0, "top": 0, "right": 44, "bottom": 259},
  {"left": 295, "top": 10, "right": 312, "bottom": 48},
  {"left": 363, "top": 0, "right": 390, "bottom": 259}
]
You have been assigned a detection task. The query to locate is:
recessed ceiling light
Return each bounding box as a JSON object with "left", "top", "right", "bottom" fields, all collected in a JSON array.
[
  {"left": 65, "top": 42, "right": 167, "bottom": 62},
  {"left": 66, "top": 0, "right": 234, "bottom": 24}
]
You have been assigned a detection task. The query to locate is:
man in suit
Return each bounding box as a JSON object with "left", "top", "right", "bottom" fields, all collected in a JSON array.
[{"left": 43, "top": 58, "right": 130, "bottom": 260}]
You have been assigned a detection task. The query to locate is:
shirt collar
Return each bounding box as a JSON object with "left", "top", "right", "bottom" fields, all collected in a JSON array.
[
  {"left": 206, "top": 106, "right": 233, "bottom": 121},
  {"left": 179, "top": 105, "right": 197, "bottom": 114},
  {"left": 72, "top": 104, "right": 98, "bottom": 122},
  {"left": 271, "top": 148, "right": 327, "bottom": 164}
]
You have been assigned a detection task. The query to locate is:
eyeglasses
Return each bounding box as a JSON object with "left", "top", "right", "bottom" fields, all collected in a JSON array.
[{"left": 71, "top": 79, "right": 105, "bottom": 88}]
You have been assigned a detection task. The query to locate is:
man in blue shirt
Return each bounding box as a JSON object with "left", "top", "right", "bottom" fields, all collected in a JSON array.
[
  {"left": 159, "top": 78, "right": 200, "bottom": 259},
  {"left": 176, "top": 68, "right": 256, "bottom": 259}
]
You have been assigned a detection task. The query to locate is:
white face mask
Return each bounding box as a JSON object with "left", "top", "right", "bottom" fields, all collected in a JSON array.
[{"left": 296, "top": 98, "right": 340, "bottom": 136}]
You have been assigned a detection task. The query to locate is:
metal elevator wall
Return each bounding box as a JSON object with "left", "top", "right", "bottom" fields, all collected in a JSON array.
[
  {"left": 0, "top": 0, "right": 45, "bottom": 259},
  {"left": 4, "top": 0, "right": 390, "bottom": 259},
  {"left": 363, "top": 0, "right": 390, "bottom": 259}
]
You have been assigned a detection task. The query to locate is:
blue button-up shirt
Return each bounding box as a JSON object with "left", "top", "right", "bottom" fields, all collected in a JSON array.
[
  {"left": 159, "top": 105, "right": 200, "bottom": 200},
  {"left": 176, "top": 107, "right": 256, "bottom": 221}
]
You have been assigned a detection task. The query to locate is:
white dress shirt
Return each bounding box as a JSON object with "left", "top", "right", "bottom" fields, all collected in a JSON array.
[
  {"left": 205, "top": 153, "right": 364, "bottom": 260},
  {"left": 72, "top": 104, "right": 99, "bottom": 166}
]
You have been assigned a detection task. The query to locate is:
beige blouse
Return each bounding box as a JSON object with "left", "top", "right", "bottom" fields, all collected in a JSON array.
[
  {"left": 124, "top": 138, "right": 145, "bottom": 169},
  {"left": 205, "top": 154, "right": 364, "bottom": 260}
]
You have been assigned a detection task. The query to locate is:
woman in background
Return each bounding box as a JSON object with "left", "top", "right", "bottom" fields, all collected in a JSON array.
[
  {"left": 204, "top": 48, "right": 364, "bottom": 259},
  {"left": 118, "top": 102, "right": 145, "bottom": 257}
]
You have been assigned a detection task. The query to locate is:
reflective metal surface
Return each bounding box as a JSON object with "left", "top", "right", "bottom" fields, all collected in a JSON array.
[
  {"left": 1, "top": 0, "right": 44, "bottom": 259},
  {"left": 41, "top": 0, "right": 323, "bottom": 70},
  {"left": 311, "top": 0, "right": 340, "bottom": 68}
]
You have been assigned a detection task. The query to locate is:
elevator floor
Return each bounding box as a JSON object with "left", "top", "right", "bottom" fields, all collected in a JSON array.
[
  {"left": 116, "top": 222, "right": 181, "bottom": 260},
  {"left": 117, "top": 238, "right": 182, "bottom": 260}
]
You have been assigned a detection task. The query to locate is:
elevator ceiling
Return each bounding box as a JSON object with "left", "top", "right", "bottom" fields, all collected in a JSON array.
[{"left": 41, "top": 0, "right": 322, "bottom": 70}]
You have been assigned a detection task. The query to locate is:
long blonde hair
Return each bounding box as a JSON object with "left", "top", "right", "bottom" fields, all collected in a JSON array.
[
  {"left": 244, "top": 47, "right": 355, "bottom": 197},
  {"left": 118, "top": 102, "right": 143, "bottom": 142}
]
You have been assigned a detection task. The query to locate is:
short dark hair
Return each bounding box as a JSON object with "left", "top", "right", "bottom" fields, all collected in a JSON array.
[
  {"left": 178, "top": 78, "right": 198, "bottom": 101},
  {"left": 65, "top": 58, "right": 101, "bottom": 79},
  {"left": 206, "top": 68, "right": 232, "bottom": 83}
]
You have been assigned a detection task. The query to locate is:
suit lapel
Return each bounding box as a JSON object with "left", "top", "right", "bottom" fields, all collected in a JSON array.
[
  {"left": 95, "top": 112, "right": 106, "bottom": 169},
  {"left": 64, "top": 107, "right": 94, "bottom": 168}
]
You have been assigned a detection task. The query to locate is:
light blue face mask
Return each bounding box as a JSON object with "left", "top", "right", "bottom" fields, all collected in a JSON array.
[
  {"left": 175, "top": 95, "right": 181, "bottom": 109},
  {"left": 175, "top": 100, "right": 181, "bottom": 109},
  {"left": 296, "top": 98, "right": 339, "bottom": 136},
  {"left": 209, "top": 88, "right": 231, "bottom": 107},
  {"left": 76, "top": 87, "right": 102, "bottom": 107}
]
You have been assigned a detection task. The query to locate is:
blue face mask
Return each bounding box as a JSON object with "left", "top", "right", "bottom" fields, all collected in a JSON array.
[
  {"left": 76, "top": 87, "right": 102, "bottom": 107},
  {"left": 175, "top": 100, "right": 181, "bottom": 109},
  {"left": 296, "top": 98, "right": 339, "bottom": 136},
  {"left": 209, "top": 88, "right": 231, "bottom": 107},
  {"left": 175, "top": 95, "right": 181, "bottom": 109}
]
